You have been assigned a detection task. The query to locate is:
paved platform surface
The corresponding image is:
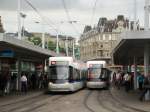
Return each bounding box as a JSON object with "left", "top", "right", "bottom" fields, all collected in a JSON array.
[
  {"left": 0, "top": 90, "right": 44, "bottom": 106},
  {"left": 110, "top": 87, "right": 150, "bottom": 112}
]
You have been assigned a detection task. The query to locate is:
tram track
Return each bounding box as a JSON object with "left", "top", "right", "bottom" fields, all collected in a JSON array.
[
  {"left": 0, "top": 93, "right": 43, "bottom": 107},
  {"left": 108, "top": 89, "right": 149, "bottom": 112},
  {"left": 97, "top": 90, "right": 116, "bottom": 112},
  {"left": 97, "top": 89, "right": 149, "bottom": 112},
  {"left": 0, "top": 94, "right": 51, "bottom": 112},
  {"left": 83, "top": 90, "right": 96, "bottom": 112},
  {"left": 0, "top": 93, "right": 68, "bottom": 112},
  {"left": 20, "top": 92, "right": 78, "bottom": 112}
]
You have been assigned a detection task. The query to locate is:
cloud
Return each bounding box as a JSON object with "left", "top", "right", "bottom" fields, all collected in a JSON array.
[
  {"left": 0, "top": 0, "right": 81, "bottom": 11},
  {"left": 0, "top": 0, "right": 146, "bottom": 35}
]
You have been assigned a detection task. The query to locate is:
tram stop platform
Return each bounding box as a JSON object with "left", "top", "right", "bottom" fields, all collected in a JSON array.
[
  {"left": 0, "top": 90, "right": 43, "bottom": 106},
  {"left": 110, "top": 87, "right": 150, "bottom": 112}
]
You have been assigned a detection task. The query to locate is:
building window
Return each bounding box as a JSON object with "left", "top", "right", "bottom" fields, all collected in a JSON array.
[
  {"left": 103, "top": 34, "right": 105, "bottom": 40},
  {"left": 100, "top": 44, "right": 103, "bottom": 48},
  {"left": 109, "top": 34, "right": 112, "bottom": 40}
]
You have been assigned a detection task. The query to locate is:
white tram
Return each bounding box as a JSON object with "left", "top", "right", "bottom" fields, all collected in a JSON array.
[
  {"left": 48, "top": 57, "right": 86, "bottom": 92},
  {"left": 86, "top": 61, "right": 111, "bottom": 89}
]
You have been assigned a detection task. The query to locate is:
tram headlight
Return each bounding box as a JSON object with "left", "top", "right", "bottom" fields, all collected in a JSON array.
[
  {"left": 65, "top": 82, "right": 69, "bottom": 84},
  {"left": 49, "top": 82, "right": 53, "bottom": 85}
]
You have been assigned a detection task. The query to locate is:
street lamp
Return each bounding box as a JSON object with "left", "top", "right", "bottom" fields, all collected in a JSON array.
[
  {"left": 35, "top": 21, "right": 45, "bottom": 49},
  {"left": 56, "top": 21, "right": 64, "bottom": 54},
  {"left": 17, "top": 0, "right": 21, "bottom": 40},
  {"left": 20, "top": 12, "right": 27, "bottom": 39},
  {"left": 56, "top": 21, "right": 77, "bottom": 55}
]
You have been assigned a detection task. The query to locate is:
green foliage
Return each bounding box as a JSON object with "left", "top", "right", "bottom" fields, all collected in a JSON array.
[
  {"left": 28, "top": 37, "right": 41, "bottom": 46},
  {"left": 59, "top": 47, "right": 65, "bottom": 53},
  {"left": 48, "top": 41, "right": 56, "bottom": 51}
]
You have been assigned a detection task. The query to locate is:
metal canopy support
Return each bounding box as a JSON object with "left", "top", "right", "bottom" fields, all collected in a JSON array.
[
  {"left": 144, "top": 44, "right": 149, "bottom": 77},
  {"left": 133, "top": 56, "right": 137, "bottom": 90},
  {"left": 144, "top": 0, "right": 150, "bottom": 31},
  {"left": 17, "top": 57, "right": 21, "bottom": 91}
]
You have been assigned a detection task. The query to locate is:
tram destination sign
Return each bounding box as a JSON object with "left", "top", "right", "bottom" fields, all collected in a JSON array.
[{"left": 51, "top": 61, "right": 69, "bottom": 65}]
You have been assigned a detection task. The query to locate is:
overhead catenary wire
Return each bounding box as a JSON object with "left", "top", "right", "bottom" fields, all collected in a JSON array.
[
  {"left": 61, "top": 0, "right": 81, "bottom": 36},
  {"left": 24, "top": 0, "right": 58, "bottom": 33}
]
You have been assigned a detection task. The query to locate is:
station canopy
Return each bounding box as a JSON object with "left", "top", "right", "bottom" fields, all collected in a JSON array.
[
  {"left": 0, "top": 34, "right": 60, "bottom": 62},
  {"left": 112, "top": 31, "right": 150, "bottom": 65}
]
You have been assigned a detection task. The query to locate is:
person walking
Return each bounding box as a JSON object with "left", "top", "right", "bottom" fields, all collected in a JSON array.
[{"left": 20, "top": 73, "right": 28, "bottom": 94}]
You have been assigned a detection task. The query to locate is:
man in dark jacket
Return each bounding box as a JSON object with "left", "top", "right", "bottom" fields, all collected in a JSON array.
[{"left": 139, "top": 75, "right": 150, "bottom": 101}]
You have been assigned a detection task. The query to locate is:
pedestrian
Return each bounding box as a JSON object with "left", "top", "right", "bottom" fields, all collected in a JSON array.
[
  {"left": 123, "top": 72, "right": 131, "bottom": 92},
  {"left": 137, "top": 73, "right": 144, "bottom": 91},
  {"left": 20, "top": 73, "right": 28, "bottom": 94},
  {"left": 11, "top": 72, "right": 17, "bottom": 91},
  {"left": 31, "top": 73, "right": 36, "bottom": 89},
  {"left": 139, "top": 75, "right": 150, "bottom": 101},
  {"left": 0, "top": 72, "right": 3, "bottom": 96},
  {"left": 39, "top": 72, "right": 44, "bottom": 89},
  {"left": 116, "top": 71, "right": 121, "bottom": 89}
]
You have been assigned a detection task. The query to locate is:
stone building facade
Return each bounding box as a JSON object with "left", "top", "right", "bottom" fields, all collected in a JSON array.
[
  {"left": 79, "top": 31, "right": 120, "bottom": 63},
  {"left": 79, "top": 15, "right": 135, "bottom": 63}
]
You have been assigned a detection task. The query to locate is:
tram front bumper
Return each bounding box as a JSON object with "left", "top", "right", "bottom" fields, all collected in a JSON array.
[
  {"left": 86, "top": 81, "right": 107, "bottom": 88},
  {"left": 48, "top": 82, "right": 74, "bottom": 92}
]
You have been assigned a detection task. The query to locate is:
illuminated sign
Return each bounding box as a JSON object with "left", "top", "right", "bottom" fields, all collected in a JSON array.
[
  {"left": 89, "top": 64, "right": 103, "bottom": 68},
  {"left": 51, "top": 61, "right": 68, "bottom": 65}
]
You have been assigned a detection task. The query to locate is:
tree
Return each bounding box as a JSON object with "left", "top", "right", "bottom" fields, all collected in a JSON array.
[
  {"left": 28, "top": 37, "right": 42, "bottom": 46},
  {"left": 48, "top": 41, "right": 56, "bottom": 51}
]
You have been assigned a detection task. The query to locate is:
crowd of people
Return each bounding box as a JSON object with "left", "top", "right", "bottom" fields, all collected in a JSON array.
[
  {"left": 0, "top": 70, "right": 48, "bottom": 96},
  {"left": 113, "top": 70, "right": 150, "bottom": 101},
  {"left": 113, "top": 71, "right": 133, "bottom": 92}
]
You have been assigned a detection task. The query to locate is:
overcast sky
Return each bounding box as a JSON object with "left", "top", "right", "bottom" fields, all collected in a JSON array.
[{"left": 0, "top": 0, "right": 145, "bottom": 38}]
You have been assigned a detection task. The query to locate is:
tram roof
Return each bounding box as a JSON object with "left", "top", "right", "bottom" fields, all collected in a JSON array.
[
  {"left": 0, "top": 34, "right": 62, "bottom": 57},
  {"left": 112, "top": 31, "right": 150, "bottom": 65},
  {"left": 87, "top": 61, "right": 106, "bottom": 64},
  {"left": 49, "top": 57, "right": 73, "bottom": 61}
]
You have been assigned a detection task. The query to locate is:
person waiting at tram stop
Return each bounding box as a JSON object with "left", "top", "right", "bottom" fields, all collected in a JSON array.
[
  {"left": 137, "top": 72, "right": 144, "bottom": 91},
  {"left": 139, "top": 75, "right": 150, "bottom": 101},
  {"left": 115, "top": 71, "right": 122, "bottom": 90},
  {"left": 20, "top": 73, "right": 28, "bottom": 94},
  {"left": 38, "top": 72, "right": 45, "bottom": 89},
  {"left": 123, "top": 72, "right": 131, "bottom": 92},
  {"left": 0, "top": 69, "right": 10, "bottom": 96}
]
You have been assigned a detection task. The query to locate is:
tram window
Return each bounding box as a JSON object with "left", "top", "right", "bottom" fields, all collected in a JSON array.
[
  {"left": 49, "top": 66, "right": 69, "bottom": 79},
  {"left": 73, "top": 68, "right": 80, "bottom": 80},
  {"left": 100, "top": 69, "right": 109, "bottom": 80},
  {"left": 69, "top": 66, "right": 73, "bottom": 80}
]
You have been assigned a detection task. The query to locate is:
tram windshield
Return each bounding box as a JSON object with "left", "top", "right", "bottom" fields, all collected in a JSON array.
[
  {"left": 49, "top": 66, "right": 69, "bottom": 80},
  {"left": 88, "top": 68, "right": 101, "bottom": 79}
]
